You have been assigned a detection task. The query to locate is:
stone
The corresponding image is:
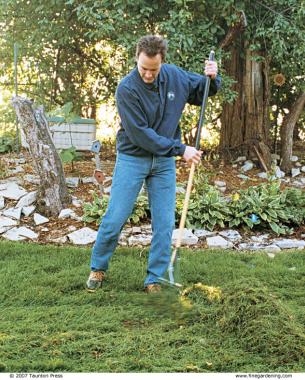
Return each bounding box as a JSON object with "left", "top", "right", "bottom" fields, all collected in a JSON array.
[
  {"left": 232, "top": 164, "right": 238, "bottom": 168},
  {"left": 67, "top": 227, "right": 97, "bottom": 245},
  {"left": 266, "top": 252, "right": 275, "bottom": 258},
  {"left": 33, "top": 213, "right": 49, "bottom": 225},
  {"left": 50, "top": 236, "right": 68, "bottom": 244},
  {"left": 218, "top": 187, "right": 226, "bottom": 193},
  {"left": 9, "top": 166, "right": 24, "bottom": 175},
  {"left": 250, "top": 234, "right": 270, "bottom": 243},
  {"left": 241, "top": 161, "right": 254, "bottom": 172},
  {"left": 16, "top": 191, "right": 37, "bottom": 208},
  {"left": 235, "top": 156, "right": 247, "bottom": 162},
  {"left": 23, "top": 174, "right": 40, "bottom": 185},
  {"left": 72, "top": 197, "right": 83, "bottom": 208},
  {"left": 176, "top": 186, "right": 186, "bottom": 194},
  {"left": 273, "top": 239, "right": 305, "bottom": 250},
  {"left": 214, "top": 180, "right": 226, "bottom": 187},
  {"left": 81, "top": 177, "right": 95, "bottom": 184},
  {"left": 66, "top": 177, "right": 79, "bottom": 188},
  {"left": 290, "top": 155, "right": 298, "bottom": 162},
  {"left": 238, "top": 243, "right": 281, "bottom": 252},
  {"left": 274, "top": 166, "right": 285, "bottom": 178},
  {"left": 132, "top": 226, "right": 142, "bottom": 234},
  {"left": 291, "top": 168, "right": 301, "bottom": 177},
  {"left": 257, "top": 172, "right": 268, "bottom": 179},
  {"left": 22, "top": 205, "right": 36, "bottom": 217},
  {"left": 0, "top": 196, "right": 4, "bottom": 210},
  {"left": 128, "top": 234, "right": 152, "bottom": 246},
  {"left": 271, "top": 154, "right": 280, "bottom": 161},
  {"left": 295, "top": 162, "right": 302, "bottom": 167},
  {"left": 194, "top": 229, "right": 216, "bottom": 238},
  {"left": 2, "top": 228, "right": 26, "bottom": 241},
  {"left": 206, "top": 235, "right": 233, "bottom": 249},
  {"left": 301, "top": 166, "right": 305, "bottom": 173},
  {"left": 0, "top": 182, "right": 27, "bottom": 200},
  {"left": 58, "top": 208, "right": 77, "bottom": 219},
  {"left": 3, "top": 207, "right": 22, "bottom": 220},
  {"left": 237, "top": 174, "right": 249, "bottom": 180},
  {"left": 219, "top": 230, "right": 242, "bottom": 241},
  {"left": 104, "top": 186, "right": 112, "bottom": 194},
  {"left": 0, "top": 216, "right": 18, "bottom": 229},
  {"left": 141, "top": 224, "right": 152, "bottom": 233},
  {"left": 172, "top": 228, "right": 199, "bottom": 246}
]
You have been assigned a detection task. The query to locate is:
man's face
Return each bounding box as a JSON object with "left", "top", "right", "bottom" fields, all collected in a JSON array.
[{"left": 137, "top": 52, "right": 162, "bottom": 83}]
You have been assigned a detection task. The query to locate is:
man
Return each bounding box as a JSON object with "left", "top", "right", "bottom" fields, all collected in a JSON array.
[{"left": 87, "top": 35, "right": 220, "bottom": 293}]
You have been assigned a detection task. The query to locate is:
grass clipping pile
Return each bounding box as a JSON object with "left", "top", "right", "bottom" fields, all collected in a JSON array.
[{"left": 199, "top": 279, "right": 305, "bottom": 365}]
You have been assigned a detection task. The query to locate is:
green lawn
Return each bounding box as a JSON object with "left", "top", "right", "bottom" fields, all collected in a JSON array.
[{"left": 0, "top": 240, "right": 304, "bottom": 373}]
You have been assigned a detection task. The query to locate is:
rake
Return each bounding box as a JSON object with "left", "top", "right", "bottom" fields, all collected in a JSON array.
[{"left": 158, "top": 50, "right": 215, "bottom": 289}]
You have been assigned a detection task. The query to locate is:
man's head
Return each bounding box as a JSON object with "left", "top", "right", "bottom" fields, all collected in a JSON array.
[{"left": 136, "top": 35, "right": 167, "bottom": 84}]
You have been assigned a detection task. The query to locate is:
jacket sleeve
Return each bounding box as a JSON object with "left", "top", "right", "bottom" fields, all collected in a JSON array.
[
  {"left": 116, "top": 85, "right": 186, "bottom": 157},
  {"left": 187, "top": 71, "right": 221, "bottom": 106}
]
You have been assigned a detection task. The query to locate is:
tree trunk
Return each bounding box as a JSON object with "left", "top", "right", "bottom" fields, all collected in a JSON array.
[
  {"left": 280, "top": 92, "right": 305, "bottom": 173},
  {"left": 11, "top": 96, "right": 71, "bottom": 216},
  {"left": 219, "top": 30, "right": 272, "bottom": 169}
]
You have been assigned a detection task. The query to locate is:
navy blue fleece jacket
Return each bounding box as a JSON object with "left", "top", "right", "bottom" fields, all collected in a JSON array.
[{"left": 115, "top": 63, "right": 221, "bottom": 157}]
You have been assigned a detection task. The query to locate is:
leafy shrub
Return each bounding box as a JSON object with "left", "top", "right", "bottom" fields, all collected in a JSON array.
[
  {"left": 82, "top": 192, "right": 149, "bottom": 225},
  {"left": 0, "top": 135, "right": 15, "bottom": 153}
]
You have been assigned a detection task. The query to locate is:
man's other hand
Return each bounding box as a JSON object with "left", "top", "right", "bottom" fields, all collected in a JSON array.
[{"left": 183, "top": 146, "right": 202, "bottom": 165}]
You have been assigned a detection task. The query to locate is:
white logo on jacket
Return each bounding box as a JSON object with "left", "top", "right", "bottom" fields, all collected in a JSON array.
[{"left": 167, "top": 91, "right": 175, "bottom": 101}]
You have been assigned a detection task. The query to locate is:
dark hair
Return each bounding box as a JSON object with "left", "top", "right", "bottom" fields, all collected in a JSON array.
[{"left": 136, "top": 35, "right": 168, "bottom": 62}]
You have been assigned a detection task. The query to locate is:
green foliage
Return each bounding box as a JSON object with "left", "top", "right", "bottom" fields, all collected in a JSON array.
[
  {"left": 59, "top": 146, "right": 83, "bottom": 166},
  {"left": 82, "top": 192, "right": 150, "bottom": 226},
  {"left": 177, "top": 169, "right": 305, "bottom": 234},
  {"left": 0, "top": 135, "right": 14, "bottom": 153}
]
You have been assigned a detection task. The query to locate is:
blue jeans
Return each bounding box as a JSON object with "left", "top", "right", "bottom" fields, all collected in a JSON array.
[{"left": 90, "top": 152, "right": 176, "bottom": 286}]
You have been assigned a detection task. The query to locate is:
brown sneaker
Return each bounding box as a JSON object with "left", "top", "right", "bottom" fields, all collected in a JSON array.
[
  {"left": 86, "top": 271, "right": 105, "bottom": 292},
  {"left": 144, "top": 284, "right": 161, "bottom": 293}
]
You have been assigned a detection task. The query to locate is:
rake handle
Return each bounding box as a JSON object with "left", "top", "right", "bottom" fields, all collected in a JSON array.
[{"left": 171, "top": 50, "right": 215, "bottom": 265}]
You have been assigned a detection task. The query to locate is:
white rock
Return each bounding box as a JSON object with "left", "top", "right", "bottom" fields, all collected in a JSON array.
[
  {"left": 288, "top": 267, "right": 296, "bottom": 271},
  {"left": 50, "top": 236, "right": 68, "bottom": 244},
  {"left": 194, "top": 229, "right": 216, "bottom": 238},
  {"left": 17, "top": 226, "right": 39, "bottom": 240},
  {"left": 0, "top": 226, "right": 12, "bottom": 235},
  {"left": 250, "top": 234, "right": 270, "bottom": 243},
  {"left": 301, "top": 166, "right": 305, "bottom": 173},
  {"left": 295, "top": 162, "right": 302, "bottom": 167},
  {"left": 291, "top": 168, "right": 301, "bottom": 177},
  {"left": 271, "top": 154, "right": 280, "bottom": 161},
  {"left": 128, "top": 234, "right": 152, "bottom": 246},
  {"left": 22, "top": 205, "right": 36, "bottom": 217},
  {"left": 239, "top": 243, "right": 281, "bottom": 252},
  {"left": 219, "top": 230, "right": 242, "bottom": 241},
  {"left": 267, "top": 252, "right": 275, "bottom": 258},
  {"left": 16, "top": 191, "right": 37, "bottom": 208},
  {"left": 257, "top": 172, "right": 268, "bottom": 179},
  {"left": 72, "top": 197, "right": 83, "bottom": 208},
  {"left": 141, "top": 224, "right": 152, "bottom": 233},
  {"left": 66, "top": 177, "right": 79, "bottom": 188},
  {"left": 235, "top": 156, "right": 247, "bottom": 162},
  {"left": 176, "top": 186, "right": 186, "bottom": 194},
  {"left": 132, "top": 226, "right": 142, "bottom": 234},
  {"left": 2, "top": 228, "right": 26, "bottom": 241},
  {"left": 232, "top": 164, "right": 238, "bottom": 168},
  {"left": 34, "top": 213, "right": 49, "bottom": 225},
  {"left": 81, "top": 177, "right": 95, "bottom": 184},
  {"left": 3, "top": 207, "right": 22, "bottom": 220},
  {"left": 237, "top": 174, "right": 249, "bottom": 180},
  {"left": 41, "top": 228, "right": 49, "bottom": 232},
  {"left": 58, "top": 208, "right": 77, "bottom": 219},
  {"left": 23, "top": 174, "right": 40, "bottom": 185},
  {"left": 104, "top": 186, "right": 112, "bottom": 194},
  {"left": 214, "top": 180, "right": 226, "bottom": 187},
  {"left": 172, "top": 228, "right": 198, "bottom": 246},
  {"left": 67, "top": 226, "right": 77, "bottom": 232},
  {"left": 9, "top": 166, "right": 24, "bottom": 174},
  {"left": 241, "top": 161, "right": 254, "bottom": 172},
  {"left": 67, "top": 227, "right": 97, "bottom": 245},
  {"left": 206, "top": 236, "right": 233, "bottom": 249},
  {"left": 0, "top": 196, "right": 4, "bottom": 210},
  {"left": 0, "top": 182, "right": 27, "bottom": 200},
  {"left": 273, "top": 239, "right": 305, "bottom": 250},
  {"left": 0, "top": 216, "right": 18, "bottom": 229},
  {"left": 274, "top": 166, "right": 285, "bottom": 178},
  {"left": 290, "top": 155, "right": 298, "bottom": 162},
  {"left": 219, "top": 187, "right": 226, "bottom": 193}
]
